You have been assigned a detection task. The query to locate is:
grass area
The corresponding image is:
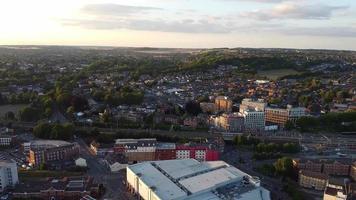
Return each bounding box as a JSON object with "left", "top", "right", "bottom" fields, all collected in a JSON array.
[
  {"left": 18, "top": 170, "right": 84, "bottom": 179},
  {"left": 257, "top": 69, "right": 300, "bottom": 80},
  {"left": 0, "top": 104, "right": 28, "bottom": 118}
]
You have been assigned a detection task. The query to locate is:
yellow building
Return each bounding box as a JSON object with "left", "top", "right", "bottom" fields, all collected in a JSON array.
[
  {"left": 299, "top": 170, "right": 328, "bottom": 191},
  {"left": 215, "top": 96, "right": 232, "bottom": 113}
]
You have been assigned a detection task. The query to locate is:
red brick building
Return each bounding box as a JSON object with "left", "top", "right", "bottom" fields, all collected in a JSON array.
[
  {"left": 29, "top": 142, "right": 80, "bottom": 167},
  {"left": 13, "top": 177, "right": 102, "bottom": 200},
  {"left": 293, "top": 159, "right": 323, "bottom": 173},
  {"left": 323, "top": 160, "right": 350, "bottom": 176}
]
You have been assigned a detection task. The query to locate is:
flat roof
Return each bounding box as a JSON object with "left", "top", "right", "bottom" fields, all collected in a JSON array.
[
  {"left": 127, "top": 159, "right": 270, "bottom": 200},
  {"left": 30, "top": 140, "right": 71, "bottom": 147},
  {"left": 128, "top": 162, "right": 187, "bottom": 200},
  {"left": 179, "top": 167, "right": 243, "bottom": 193}
]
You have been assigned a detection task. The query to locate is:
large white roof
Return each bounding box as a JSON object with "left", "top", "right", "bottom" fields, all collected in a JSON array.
[
  {"left": 127, "top": 159, "right": 270, "bottom": 200},
  {"left": 179, "top": 167, "right": 243, "bottom": 193},
  {"left": 128, "top": 162, "right": 187, "bottom": 200}
]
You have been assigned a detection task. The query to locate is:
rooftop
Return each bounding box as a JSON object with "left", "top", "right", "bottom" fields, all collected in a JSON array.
[
  {"left": 127, "top": 159, "right": 270, "bottom": 200},
  {"left": 28, "top": 140, "right": 71, "bottom": 147}
]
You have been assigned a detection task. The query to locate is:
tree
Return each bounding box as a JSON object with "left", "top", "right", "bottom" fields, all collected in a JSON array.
[
  {"left": 44, "top": 107, "right": 52, "bottom": 118},
  {"left": 284, "top": 120, "right": 295, "bottom": 131},
  {"left": 19, "top": 106, "right": 41, "bottom": 122},
  {"left": 274, "top": 157, "right": 294, "bottom": 178},
  {"left": 33, "top": 123, "right": 52, "bottom": 138},
  {"left": 296, "top": 116, "right": 319, "bottom": 132},
  {"left": 4, "top": 111, "right": 15, "bottom": 120},
  {"left": 185, "top": 101, "right": 202, "bottom": 116},
  {"left": 39, "top": 163, "right": 47, "bottom": 170},
  {"left": 66, "top": 106, "right": 75, "bottom": 116},
  {"left": 58, "top": 123, "right": 75, "bottom": 140}
]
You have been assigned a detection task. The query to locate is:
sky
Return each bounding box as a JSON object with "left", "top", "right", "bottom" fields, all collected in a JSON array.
[{"left": 0, "top": 0, "right": 355, "bottom": 50}]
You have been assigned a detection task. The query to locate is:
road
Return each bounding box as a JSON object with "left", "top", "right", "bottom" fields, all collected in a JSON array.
[
  {"left": 221, "top": 145, "right": 292, "bottom": 200},
  {"left": 75, "top": 138, "right": 133, "bottom": 200}
]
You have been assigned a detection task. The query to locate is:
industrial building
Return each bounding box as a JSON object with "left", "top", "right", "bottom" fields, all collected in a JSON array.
[{"left": 127, "top": 159, "right": 270, "bottom": 200}]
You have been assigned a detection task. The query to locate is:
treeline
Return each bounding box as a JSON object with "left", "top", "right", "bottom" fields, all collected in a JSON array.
[
  {"left": 91, "top": 86, "right": 144, "bottom": 106},
  {"left": 33, "top": 122, "right": 75, "bottom": 140},
  {"left": 0, "top": 92, "right": 38, "bottom": 105},
  {"left": 233, "top": 135, "right": 300, "bottom": 160},
  {"left": 179, "top": 51, "right": 301, "bottom": 72},
  {"left": 76, "top": 129, "right": 188, "bottom": 144},
  {"left": 296, "top": 111, "right": 356, "bottom": 132}
]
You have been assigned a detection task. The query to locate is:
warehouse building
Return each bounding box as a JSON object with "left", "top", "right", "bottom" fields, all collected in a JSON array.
[{"left": 127, "top": 159, "right": 270, "bottom": 200}]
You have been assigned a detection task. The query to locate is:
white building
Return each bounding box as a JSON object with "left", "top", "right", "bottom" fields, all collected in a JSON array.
[
  {"left": 0, "top": 136, "right": 12, "bottom": 146},
  {"left": 0, "top": 160, "right": 19, "bottom": 192},
  {"left": 127, "top": 159, "right": 270, "bottom": 200},
  {"left": 75, "top": 158, "right": 87, "bottom": 168},
  {"left": 239, "top": 98, "right": 266, "bottom": 113},
  {"left": 323, "top": 178, "right": 348, "bottom": 200},
  {"left": 242, "top": 110, "right": 265, "bottom": 132}
]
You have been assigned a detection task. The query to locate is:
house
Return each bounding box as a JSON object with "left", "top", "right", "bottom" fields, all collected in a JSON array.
[{"left": 75, "top": 158, "right": 87, "bottom": 168}]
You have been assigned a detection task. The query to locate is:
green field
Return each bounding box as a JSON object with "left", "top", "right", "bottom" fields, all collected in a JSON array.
[
  {"left": 257, "top": 69, "right": 300, "bottom": 80},
  {"left": 0, "top": 104, "right": 28, "bottom": 118}
]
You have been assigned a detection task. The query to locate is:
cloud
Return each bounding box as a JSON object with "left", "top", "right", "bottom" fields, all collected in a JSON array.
[
  {"left": 61, "top": 3, "right": 233, "bottom": 34},
  {"left": 241, "top": 2, "right": 348, "bottom": 20},
  {"left": 281, "top": 26, "right": 356, "bottom": 37},
  {"left": 62, "top": 18, "right": 233, "bottom": 33},
  {"left": 81, "top": 3, "right": 162, "bottom": 16},
  {"left": 225, "top": 0, "right": 285, "bottom": 2}
]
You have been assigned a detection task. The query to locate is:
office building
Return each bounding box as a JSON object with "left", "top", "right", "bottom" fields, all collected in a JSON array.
[
  {"left": 242, "top": 109, "right": 265, "bottom": 132},
  {"left": 215, "top": 96, "right": 233, "bottom": 113},
  {"left": 265, "top": 105, "right": 307, "bottom": 128},
  {"left": 0, "top": 160, "right": 19, "bottom": 192},
  {"left": 213, "top": 113, "right": 244, "bottom": 132},
  {"left": 239, "top": 98, "right": 266, "bottom": 113}
]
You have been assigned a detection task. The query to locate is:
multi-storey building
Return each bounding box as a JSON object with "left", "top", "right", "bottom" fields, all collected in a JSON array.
[
  {"left": 114, "top": 138, "right": 220, "bottom": 163},
  {"left": 200, "top": 102, "right": 216, "bottom": 113},
  {"left": 265, "top": 105, "right": 307, "bottom": 128},
  {"left": 323, "top": 160, "right": 350, "bottom": 176},
  {"left": 115, "top": 138, "right": 157, "bottom": 163},
  {"left": 28, "top": 142, "right": 80, "bottom": 167},
  {"left": 323, "top": 178, "right": 349, "bottom": 200},
  {"left": 299, "top": 170, "right": 328, "bottom": 191},
  {"left": 239, "top": 98, "right": 266, "bottom": 113},
  {"left": 294, "top": 159, "right": 351, "bottom": 176},
  {"left": 293, "top": 159, "right": 323, "bottom": 173},
  {"left": 350, "top": 162, "right": 356, "bottom": 181},
  {"left": 155, "top": 143, "right": 176, "bottom": 160},
  {"left": 215, "top": 96, "right": 232, "bottom": 113},
  {"left": 213, "top": 113, "right": 244, "bottom": 132},
  {"left": 242, "top": 109, "right": 265, "bottom": 132},
  {"left": 175, "top": 144, "right": 219, "bottom": 162},
  {"left": 0, "top": 135, "right": 13, "bottom": 146},
  {"left": 13, "top": 177, "right": 102, "bottom": 200},
  {"left": 23, "top": 140, "right": 73, "bottom": 155},
  {"left": 0, "top": 160, "right": 19, "bottom": 192}
]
